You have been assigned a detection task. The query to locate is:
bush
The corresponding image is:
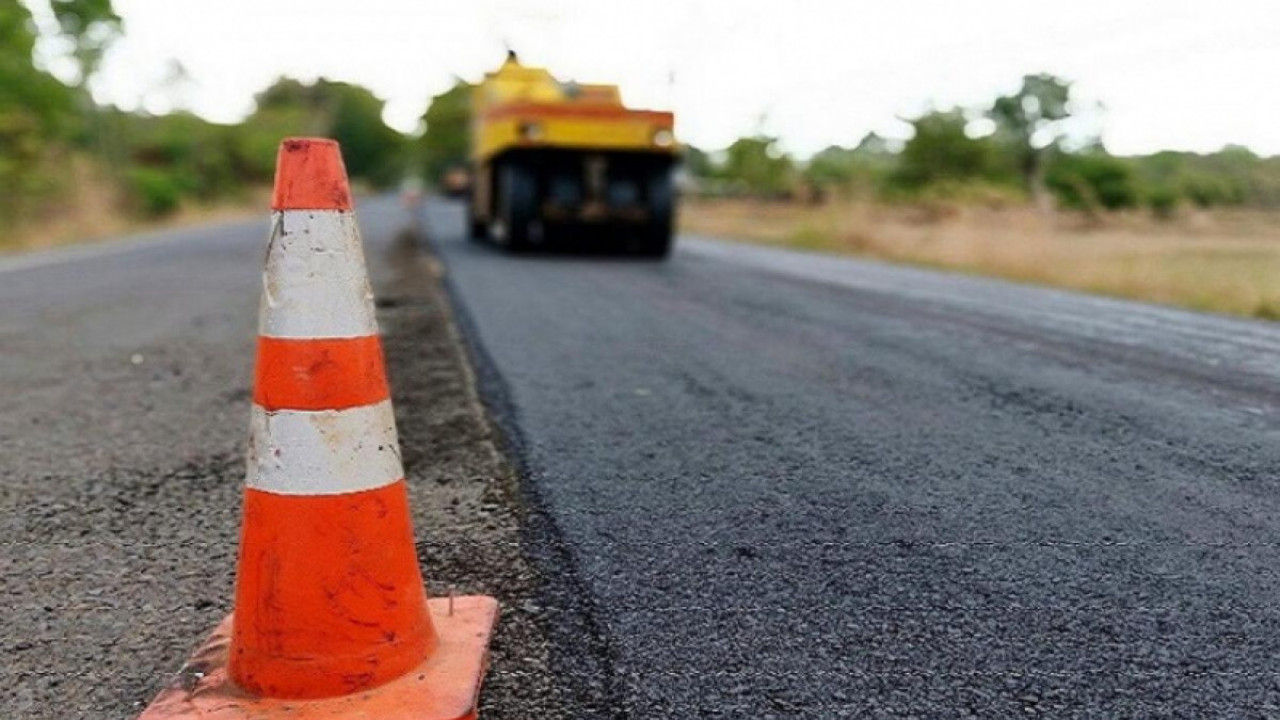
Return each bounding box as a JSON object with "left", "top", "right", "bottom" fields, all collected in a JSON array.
[
  {"left": 1182, "top": 174, "right": 1243, "bottom": 208},
  {"left": 1146, "top": 186, "right": 1180, "bottom": 219},
  {"left": 126, "top": 167, "right": 182, "bottom": 217},
  {"left": 1046, "top": 153, "right": 1138, "bottom": 211}
]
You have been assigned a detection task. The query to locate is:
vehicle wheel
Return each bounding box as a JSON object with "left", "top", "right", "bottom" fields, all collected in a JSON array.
[
  {"left": 468, "top": 215, "right": 488, "bottom": 242},
  {"left": 639, "top": 167, "right": 675, "bottom": 258},
  {"left": 496, "top": 161, "right": 537, "bottom": 252},
  {"left": 637, "top": 229, "right": 673, "bottom": 258}
]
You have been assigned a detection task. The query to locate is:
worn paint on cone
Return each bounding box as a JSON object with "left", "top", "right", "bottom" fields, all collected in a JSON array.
[{"left": 136, "top": 138, "right": 498, "bottom": 719}]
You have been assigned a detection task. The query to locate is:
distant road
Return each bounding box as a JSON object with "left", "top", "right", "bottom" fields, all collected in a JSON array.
[{"left": 428, "top": 198, "right": 1280, "bottom": 717}]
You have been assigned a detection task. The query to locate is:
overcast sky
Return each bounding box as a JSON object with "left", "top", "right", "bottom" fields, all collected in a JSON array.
[{"left": 35, "top": 0, "right": 1280, "bottom": 157}]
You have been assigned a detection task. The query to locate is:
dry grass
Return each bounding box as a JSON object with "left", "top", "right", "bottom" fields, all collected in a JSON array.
[
  {"left": 680, "top": 197, "right": 1280, "bottom": 320},
  {"left": 1, "top": 161, "right": 267, "bottom": 256}
]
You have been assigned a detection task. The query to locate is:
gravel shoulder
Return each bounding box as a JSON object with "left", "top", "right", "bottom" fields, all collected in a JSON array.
[{"left": 379, "top": 227, "right": 572, "bottom": 718}]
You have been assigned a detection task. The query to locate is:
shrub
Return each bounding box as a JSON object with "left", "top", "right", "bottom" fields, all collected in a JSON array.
[
  {"left": 1146, "top": 186, "right": 1180, "bottom": 219},
  {"left": 126, "top": 167, "right": 182, "bottom": 217},
  {"left": 1046, "top": 153, "right": 1138, "bottom": 211}
]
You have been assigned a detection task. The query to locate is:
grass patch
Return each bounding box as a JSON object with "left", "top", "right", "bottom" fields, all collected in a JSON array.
[
  {"left": 680, "top": 198, "right": 1280, "bottom": 321},
  {"left": 1, "top": 159, "right": 268, "bottom": 255}
]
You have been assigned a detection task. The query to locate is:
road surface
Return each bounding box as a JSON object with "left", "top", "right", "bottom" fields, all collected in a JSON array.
[
  {"left": 424, "top": 198, "right": 1280, "bottom": 717},
  {"left": 6, "top": 196, "right": 1280, "bottom": 718}
]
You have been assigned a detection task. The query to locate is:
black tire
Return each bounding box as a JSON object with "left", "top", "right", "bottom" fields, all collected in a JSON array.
[
  {"left": 638, "top": 167, "right": 675, "bottom": 258},
  {"left": 637, "top": 230, "right": 673, "bottom": 258},
  {"left": 495, "top": 161, "right": 538, "bottom": 252},
  {"left": 468, "top": 215, "right": 488, "bottom": 242}
]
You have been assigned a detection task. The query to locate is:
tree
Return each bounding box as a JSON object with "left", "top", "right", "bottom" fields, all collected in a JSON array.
[
  {"left": 804, "top": 145, "right": 858, "bottom": 191},
  {"left": 418, "top": 79, "right": 471, "bottom": 184},
  {"left": 988, "top": 74, "right": 1072, "bottom": 204},
  {"left": 48, "top": 0, "right": 122, "bottom": 88},
  {"left": 243, "top": 78, "right": 407, "bottom": 188},
  {"left": 0, "top": 1, "right": 75, "bottom": 128},
  {"left": 803, "top": 132, "right": 897, "bottom": 195},
  {"left": 719, "top": 135, "right": 794, "bottom": 197},
  {"left": 327, "top": 82, "right": 406, "bottom": 188},
  {"left": 893, "top": 110, "right": 998, "bottom": 189},
  {"left": 0, "top": 0, "right": 77, "bottom": 222}
]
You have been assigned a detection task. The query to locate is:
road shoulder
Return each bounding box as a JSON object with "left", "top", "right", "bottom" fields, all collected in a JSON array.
[{"left": 379, "top": 227, "right": 574, "bottom": 718}]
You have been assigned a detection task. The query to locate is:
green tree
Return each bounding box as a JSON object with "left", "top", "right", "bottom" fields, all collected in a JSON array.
[
  {"left": 0, "top": 0, "right": 77, "bottom": 222},
  {"left": 328, "top": 82, "right": 405, "bottom": 188},
  {"left": 242, "top": 77, "right": 407, "bottom": 189},
  {"left": 893, "top": 110, "right": 999, "bottom": 189},
  {"left": 805, "top": 145, "right": 857, "bottom": 190},
  {"left": 48, "top": 0, "right": 122, "bottom": 88},
  {"left": 0, "top": 2, "right": 74, "bottom": 128},
  {"left": 719, "top": 134, "right": 794, "bottom": 197},
  {"left": 988, "top": 74, "right": 1072, "bottom": 203},
  {"left": 804, "top": 132, "right": 897, "bottom": 195},
  {"left": 418, "top": 79, "right": 471, "bottom": 184}
]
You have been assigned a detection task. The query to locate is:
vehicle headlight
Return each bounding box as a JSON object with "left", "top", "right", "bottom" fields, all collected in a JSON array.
[
  {"left": 652, "top": 129, "right": 674, "bottom": 148},
  {"left": 519, "top": 122, "right": 544, "bottom": 141}
]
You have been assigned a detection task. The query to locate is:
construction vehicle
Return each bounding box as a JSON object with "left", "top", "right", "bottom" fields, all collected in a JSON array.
[{"left": 469, "top": 52, "right": 678, "bottom": 256}]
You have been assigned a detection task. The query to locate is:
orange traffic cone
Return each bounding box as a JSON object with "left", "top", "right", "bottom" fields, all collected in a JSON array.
[{"left": 138, "top": 138, "right": 498, "bottom": 720}]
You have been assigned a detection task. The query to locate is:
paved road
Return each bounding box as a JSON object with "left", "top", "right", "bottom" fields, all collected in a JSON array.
[
  {"left": 8, "top": 197, "right": 1280, "bottom": 718},
  {"left": 425, "top": 198, "right": 1280, "bottom": 717}
]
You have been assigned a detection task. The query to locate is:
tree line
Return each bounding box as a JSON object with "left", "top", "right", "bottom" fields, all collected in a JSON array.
[
  {"left": 416, "top": 73, "right": 1280, "bottom": 217},
  {"left": 2, "top": 0, "right": 411, "bottom": 229},
  {"left": 687, "top": 75, "right": 1280, "bottom": 216}
]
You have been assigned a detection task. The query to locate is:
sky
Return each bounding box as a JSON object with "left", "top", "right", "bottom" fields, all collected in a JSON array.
[{"left": 29, "top": 0, "right": 1280, "bottom": 158}]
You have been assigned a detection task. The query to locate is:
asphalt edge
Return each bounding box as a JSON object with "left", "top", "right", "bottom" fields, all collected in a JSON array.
[{"left": 414, "top": 207, "right": 630, "bottom": 720}]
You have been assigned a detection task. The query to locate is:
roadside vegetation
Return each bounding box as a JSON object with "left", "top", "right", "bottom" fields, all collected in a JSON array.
[
  {"left": 678, "top": 75, "right": 1280, "bottom": 320},
  {"left": 2, "top": 0, "right": 412, "bottom": 251}
]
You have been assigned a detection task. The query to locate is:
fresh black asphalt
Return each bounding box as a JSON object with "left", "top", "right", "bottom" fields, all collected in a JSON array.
[{"left": 425, "top": 198, "right": 1280, "bottom": 717}]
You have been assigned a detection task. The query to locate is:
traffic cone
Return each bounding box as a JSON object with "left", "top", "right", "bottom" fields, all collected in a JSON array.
[{"left": 137, "top": 138, "right": 499, "bottom": 719}]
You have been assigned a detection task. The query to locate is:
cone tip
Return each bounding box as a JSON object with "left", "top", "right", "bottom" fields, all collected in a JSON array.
[{"left": 272, "top": 137, "right": 353, "bottom": 211}]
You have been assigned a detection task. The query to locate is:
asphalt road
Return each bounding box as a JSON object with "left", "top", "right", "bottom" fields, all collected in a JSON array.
[
  {"left": 424, "top": 198, "right": 1280, "bottom": 717},
  {"left": 8, "top": 196, "right": 1280, "bottom": 718}
]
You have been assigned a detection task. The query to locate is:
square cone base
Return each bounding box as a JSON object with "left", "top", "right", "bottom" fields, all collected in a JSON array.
[{"left": 138, "top": 596, "right": 499, "bottom": 720}]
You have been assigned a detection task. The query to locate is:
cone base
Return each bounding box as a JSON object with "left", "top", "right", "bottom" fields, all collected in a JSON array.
[{"left": 137, "top": 596, "right": 499, "bottom": 720}]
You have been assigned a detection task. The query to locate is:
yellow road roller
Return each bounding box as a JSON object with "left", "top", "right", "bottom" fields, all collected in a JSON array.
[{"left": 469, "top": 52, "right": 678, "bottom": 256}]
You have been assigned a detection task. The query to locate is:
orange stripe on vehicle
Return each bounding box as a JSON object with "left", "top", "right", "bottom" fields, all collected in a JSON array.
[
  {"left": 271, "top": 138, "right": 354, "bottom": 211},
  {"left": 229, "top": 480, "right": 436, "bottom": 699},
  {"left": 482, "top": 102, "right": 674, "bottom": 125},
  {"left": 253, "top": 336, "right": 389, "bottom": 411}
]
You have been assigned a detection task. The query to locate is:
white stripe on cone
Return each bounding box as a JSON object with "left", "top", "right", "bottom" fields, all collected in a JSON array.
[
  {"left": 260, "top": 210, "right": 378, "bottom": 340},
  {"left": 246, "top": 400, "right": 403, "bottom": 495}
]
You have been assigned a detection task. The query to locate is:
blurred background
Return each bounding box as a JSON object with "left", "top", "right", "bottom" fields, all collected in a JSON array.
[{"left": 4, "top": 0, "right": 1280, "bottom": 314}]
